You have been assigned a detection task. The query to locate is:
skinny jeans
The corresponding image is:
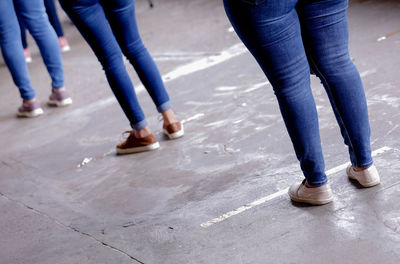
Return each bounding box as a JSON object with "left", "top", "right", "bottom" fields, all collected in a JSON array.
[
  {"left": 59, "top": 0, "right": 171, "bottom": 129},
  {"left": 224, "top": 0, "right": 373, "bottom": 186}
]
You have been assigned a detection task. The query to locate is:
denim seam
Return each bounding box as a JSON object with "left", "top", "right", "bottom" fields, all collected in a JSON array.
[{"left": 308, "top": 57, "right": 359, "bottom": 167}]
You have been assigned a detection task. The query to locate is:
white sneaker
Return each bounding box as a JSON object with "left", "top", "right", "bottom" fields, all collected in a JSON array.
[
  {"left": 346, "top": 164, "right": 380, "bottom": 187},
  {"left": 288, "top": 180, "right": 333, "bottom": 205}
]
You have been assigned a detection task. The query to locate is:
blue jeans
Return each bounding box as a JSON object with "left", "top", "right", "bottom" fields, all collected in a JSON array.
[
  {"left": 0, "top": 0, "right": 64, "bottom": 100},
  {"left": 59, "top": 0, "right": 171, "bottom": 129},
  {"left": 18, "top": 0, "right": 65, "bottom": 49},
  {"left": 224, "top": 0, "right": 373, "bottom": 186}
]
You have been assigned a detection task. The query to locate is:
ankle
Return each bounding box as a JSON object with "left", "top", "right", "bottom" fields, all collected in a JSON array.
[
  {"left": 134, "top": 126, "right": 152, "bottom": 138},
  {"left": 53, "top": 87, "right": 66, "bottom": 93},
  {"left": 162, "top": 109, "right": 178, "bottom": 126},
  {"left": 23, "top": 98, "right": 36, "bottom": 104},
  {"left": 353, "top": 166, "right": 368, "bottom": 172}
]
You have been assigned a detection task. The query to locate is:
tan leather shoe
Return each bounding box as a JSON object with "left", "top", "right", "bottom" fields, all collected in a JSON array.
[
  {"left": 116, "top": 131, "right": 159, "bottom": 154},
  {"left": 347, "top": 164, "right": 380, "bottom": 187},
  {"left": 163, "top": 122, "right": 184, "bottom": 139},
  {"left": 289, "top": 180, "right": 333, "bottom": 205}
]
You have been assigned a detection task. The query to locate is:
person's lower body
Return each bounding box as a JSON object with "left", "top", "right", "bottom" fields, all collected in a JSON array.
[
  {"left": 59, "top": 0, "right": 183, "bottom": 154},
  {"left": 223, "top": 0, "right": 379, "bottom": 204},
  {"left": 3, "top": 0, "right": 71, "bottom": 117},
  {"left": 0, "top": 0, "right": 43, "bottom": 117}
]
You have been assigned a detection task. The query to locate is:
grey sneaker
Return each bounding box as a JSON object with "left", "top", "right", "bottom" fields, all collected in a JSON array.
[
  {"left": 48, "top": 89, "right": 72, "bottom": 107},
  {"left": 289, "top": 180, "right": 333, "bottom": 205},
  {"left": 347, "top": 164, "right": 380, "bottom": 187},
  {"left": 17, "top": 100, "right": 44, "bottom": 118}
]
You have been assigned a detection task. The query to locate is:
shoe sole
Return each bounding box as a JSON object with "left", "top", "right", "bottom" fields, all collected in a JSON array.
[
  {"left": 347, "top": 173, "right": 380, "bottom": 187},
  {"left": 17, "top": 108, "right": 44, "bottom": 118},
  {"left": 116, "top": 142, "right": 160, "bottom": 155},
  {"left": 48, "top": 98, "right": 73, "bottom": 107},
  {"left": 61, "top": 45, "right": 71, "bottom": 52},
  {"left": 163, "top": 127, "right": 184, "bottom": 140},
  {"left": 289, "top": 194, "right": 333, "bottom": 205}
]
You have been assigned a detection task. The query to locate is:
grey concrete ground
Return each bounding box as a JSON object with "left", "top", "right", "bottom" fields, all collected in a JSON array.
[{"left": 1, "top": 0, "right": 399, "bottom": 263}]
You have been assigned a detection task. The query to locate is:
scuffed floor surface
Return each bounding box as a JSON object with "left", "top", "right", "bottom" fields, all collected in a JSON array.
[{"left": 0, "top": 0, "right": 399, "bottom": 263}]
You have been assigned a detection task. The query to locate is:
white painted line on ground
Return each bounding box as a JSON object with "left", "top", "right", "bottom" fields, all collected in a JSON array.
[
  {"left": 215, "top": 86, "right": 239, "bottom": 91},
  {"left": 360, "top": 69, "right": 377, "bottom": 78},
  {"left": 243, "top": 81, "right": 269, "bottom": 93},
  {"left": 152, "top": 51, "right": 220, "bottom": 62},
  {"left": 200, "top": 146, "right": 392, "bottom": 228},
  {"left": 161, "top": 43, "right": 247, "bottom": 82},
  {"left": 181, "top": 113, "right": 205, "bottom": 124}
]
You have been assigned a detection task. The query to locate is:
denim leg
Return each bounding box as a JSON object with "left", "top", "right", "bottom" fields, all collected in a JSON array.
[
  {"left": 0, "top": 0, "right": 35, "bottom": 100},
  {"left": 102, "top": 0, "right": 172, "bottom": 113},
  {"left": 14, "top": 0, "right": 64, "bottom": 89},
  {"left": 224, "top": 0, "right": 327, "bottom": 186},
  {"left": 16, "top": 13, "right": 28, "bottom": 49},
  {"left": 298, "top": 0, "right": 373, "bottom": 168},
  {"left": 44, "top": 0, "right": 64, "bottom": 37},
  {"left": 59, "top": 0, "right": 147, "bottom": 129}
]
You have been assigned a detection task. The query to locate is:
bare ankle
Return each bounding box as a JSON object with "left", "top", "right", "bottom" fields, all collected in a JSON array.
[
  {"left": 134, "top": 126, "right": 152, "bottom": 138},
  {"left": 353, "top": 166, "right": 368, "bottom": 172},
  {"left": 53, "top": 87, "right": 66, "bottom": 93},
  {"left": 23, "top": 98, "right": 36, "bottom": 104},
  {"left": 162, "top": 109, "right": 178, "bottom": 126}
]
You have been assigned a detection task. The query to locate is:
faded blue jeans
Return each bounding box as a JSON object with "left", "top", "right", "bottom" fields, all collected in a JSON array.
[
  {"left": 59, "top": 0, "right": 171, "bottom": 129},
  {"left": 224, "top": 0, "right": 373, "bottom": 186},
  {"left": 0, "top": 0, "right": 65, "bottom": 100}
]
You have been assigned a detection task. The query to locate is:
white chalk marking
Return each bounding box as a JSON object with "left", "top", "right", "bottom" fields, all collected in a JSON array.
[
  {"left": 185, "top": 101, "right": 223, "bottom": 106},
  {"left": 377, "top": 36, "right": 387, "bottom": 42},
  {"left": 181, "top": 113, "right": 205, "bottom": 124},
  {"left": 244, "top": 81, "right": 269, "bottom": 93},
  {"left": 215, "top": 86, "right": 239, "bottom": 91},
  {"left": 200, "top": 146, "right": 392, "bottom": 228},
  {"left": 162, "top": 43, "right": 247, "bottom": 82},
  {"left": 360, "top": 69, "right": 377, "bottom": 78},
  {"left": 204, "top": 120, "right": 227, "bottom": 128},
  {"left": 152, "top": 52, "right": 220, "bottom": 62}
]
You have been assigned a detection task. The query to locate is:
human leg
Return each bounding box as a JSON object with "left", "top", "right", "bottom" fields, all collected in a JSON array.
[
  {"left": 16, "top": 14, "right": 28, "bottom": 49},
  {"left": 44, "top": 0, "right": 64, "bottom": 37},
  {"left": 224, "top": 0, "right": 327, "bottom": 187},
  {"left": 16, "top": 13, "right": 33, "bottom": 63},
  {"left": 0, "top": 0, "right": 36, "bottom": 101},
  {"left": 59, "top": 0, "right": 148, "bottom": 129},
  {"left": 298, "top": 0, "right": 374, "bottom": 170},
  {"left": 102, "top": 0, "right": 182, "bottom": 137},
  {"left": 14, "top": 0, "right": 65, "bottom": 91},
  {"left": 102, "top": 0, "right": 171, "bottom": 113},
  {"left": 44, "top": 0, "right": 70, "bottom": 52}
]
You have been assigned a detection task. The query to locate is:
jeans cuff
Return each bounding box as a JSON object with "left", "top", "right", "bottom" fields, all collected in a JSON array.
[
  {"left": 354, "top": 160, "right": 373, "bottom": 169},
  {"left": 156, "top": 101, "right": 172, "bottom": 113},
  {"left": 306, "top": 178, "right": 328, "bottom": 187},
  {"left": 52, "top": 81, "right": 64, "bottom": 89},
  {"left": 131, "top": 119, "right": 148, "bottom": 130},
  {"left": 21, "top": 91, "right": 36, "bottom": 101}
]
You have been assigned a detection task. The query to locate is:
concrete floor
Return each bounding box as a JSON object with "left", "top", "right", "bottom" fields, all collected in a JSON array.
[{"left": 0, "top": 0, "right": 399, "bottom": 263}]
